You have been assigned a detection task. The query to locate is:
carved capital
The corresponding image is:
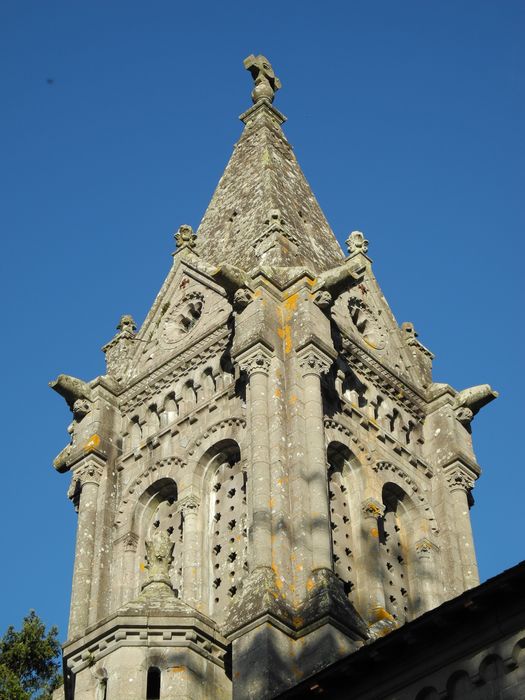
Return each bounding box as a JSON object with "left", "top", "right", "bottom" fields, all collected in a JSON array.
[
  {"left": 361, "top": 497, "right": 385, "bottom": 519},
  {"left": 67, "top": 457, "right": 105, "bottom": 509},
  {"left": 297, "top": 347, "right": 332, "bottom": 378},
  {"left": 238, "top": 347, "right": 272, "bottom": 377},
  {"left": 443, "top": 462, "right": 476, "bottom": 493},
  {"left": 415, "top": 537, "right": 438, "bottom": 559},
  {"left": 178, "top": 495, "right": 200, "bottom": 515},
  {"left": 123, "top": 532, "right": 139, "bottom": 553}
]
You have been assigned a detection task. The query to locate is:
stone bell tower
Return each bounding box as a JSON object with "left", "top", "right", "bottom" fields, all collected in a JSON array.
[{"left": 51, "top": 55, "right": 497, "bottom": 700}]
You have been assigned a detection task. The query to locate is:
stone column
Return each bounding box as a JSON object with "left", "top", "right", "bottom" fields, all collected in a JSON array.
[
  {"left": 444, "top": 462, "right": 479, "bottom": 590},
  {"left": 414, "top": 538, "right": 441, "bottom": 613},
  {"left": 238, "top": 346, "right": 273, "bottom": 571},
  {"left": 180, "top": 495, "right": 200, "bottom": 604},
  {"left": 121, "top": 532, "right": 139, "bottom": 608},
  {"left": 360, "top": 497, "right": 387, "bottom": 621},
  {"left": 298, "top": 347, "right": 333, "bottom": 573},
  {"left": 67, "top": 456, "right": 105, "bottom": 639}
]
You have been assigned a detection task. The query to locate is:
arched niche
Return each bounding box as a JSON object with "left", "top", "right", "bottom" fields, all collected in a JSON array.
[
  {"left": 377, "top": 481, "right": 414, "bottom": 623},
  {"left": 197, "top": 439, "right": 247, "bottom": 622},
  {"left": 327, "top": 441, "right": 361, "bottom": 604},
  {"left": 135, "top": 478, "right": 183, "bottom": 595}
]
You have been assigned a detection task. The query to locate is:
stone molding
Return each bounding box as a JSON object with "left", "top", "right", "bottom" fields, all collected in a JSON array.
[
  {"left": 67, "top": 455, "right": 106, "bottom": 509},
  {"left": 63, "top": 616, "right": 228, "bottom": 676}
]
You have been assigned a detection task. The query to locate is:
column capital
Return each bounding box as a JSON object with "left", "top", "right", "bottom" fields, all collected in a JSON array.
[
  {"left": 415, "top": 537, "right": 439, "bottom": 559},
  {"left": 67, "top": 455, "right": 105, "bottom": 508},
  {"left": 443, "top": 460, "right": 477, "bottom": 493},
  {"left": 237, "top": 344, "right": 272, "bottom": 377},
  {"left": 297, "top": 345, "right": 333, "bottom": 377},
  {"left": 361, "top": 497, "right": 385, "bottom": 519},
  {"left": 178, "top": 495, "right": 200, "bottom": 514}
]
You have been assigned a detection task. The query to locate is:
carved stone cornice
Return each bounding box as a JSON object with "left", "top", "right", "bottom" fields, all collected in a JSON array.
[
  {"left": 297, "top": 345, "right": 333, "bottom": 378},
  {"left": 340, "top": 332, "right": 425, "bottom": 421},
  {"left": 120, "top": 329, "right": 230, "bottom": 413},
  {"left": 361, "top": 497, "right": 385, "bottom": 519},
  {"left": 237, "top": 345, "right": 272, "bottom": 377}
]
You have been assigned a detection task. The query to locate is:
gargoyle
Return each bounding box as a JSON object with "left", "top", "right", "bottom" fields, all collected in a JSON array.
[
  {"left": 49, "top": 374, "right": 92, "bottom": 411},
  {"left": 453, "top": 384, "right": 498, "bottom": 428}
]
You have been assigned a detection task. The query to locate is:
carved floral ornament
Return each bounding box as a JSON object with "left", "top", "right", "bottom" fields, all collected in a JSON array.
[
  {"left": 346, "top": 230, "right": 369, "bottom": 256},
  {"left": 174, "top": 224, "right": 197, "bottom": 250}
]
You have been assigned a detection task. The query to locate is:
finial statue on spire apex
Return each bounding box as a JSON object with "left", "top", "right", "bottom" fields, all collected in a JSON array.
[{"left": 244, "top": 54, "right": 281, "bottom": 104}]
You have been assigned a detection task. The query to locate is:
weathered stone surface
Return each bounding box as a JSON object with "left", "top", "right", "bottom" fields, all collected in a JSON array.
[{"left": 50, "top": 55, "right": 500, "bottom": 699}]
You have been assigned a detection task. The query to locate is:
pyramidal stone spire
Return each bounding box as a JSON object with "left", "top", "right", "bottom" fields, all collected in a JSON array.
[{"left": 194, "top": 55, "right": 345, "bottom": 274}]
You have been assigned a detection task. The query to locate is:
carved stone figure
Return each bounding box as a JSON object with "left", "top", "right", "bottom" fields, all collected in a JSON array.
[
  {"left": 244, "top": 54, "right": 281, "bottom": 103},
  {"left": 143, "top": 528, "right": 174, "bottom": 588}
]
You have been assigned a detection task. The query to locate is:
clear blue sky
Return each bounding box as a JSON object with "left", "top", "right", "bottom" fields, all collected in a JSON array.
[{"left": 1, "top": 1, "right": 523, "bottom": 640}]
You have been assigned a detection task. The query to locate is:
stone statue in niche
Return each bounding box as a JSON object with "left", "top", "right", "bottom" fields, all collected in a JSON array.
[{"left": 143, "top": 527, "right": 174, "bottom": 589}]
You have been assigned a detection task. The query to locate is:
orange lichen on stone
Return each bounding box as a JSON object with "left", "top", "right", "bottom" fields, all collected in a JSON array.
[
  {"left": 169, "top": 666, "right": 185, "bottom": 674},
  {"left": 274, "top": 388, "right": 282, "bottom": 398},
  {"left": 83, "top": 434, "right": 100, "bottom": 452},
  {"left": 373, "top": 606, "right": 395, "bottom": 622},
  {"left": 306, "top": 577, "right": 315, "bottom": 592},
  {"left": 370, "top": 527, "right": 379, "bottom": 538}
]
